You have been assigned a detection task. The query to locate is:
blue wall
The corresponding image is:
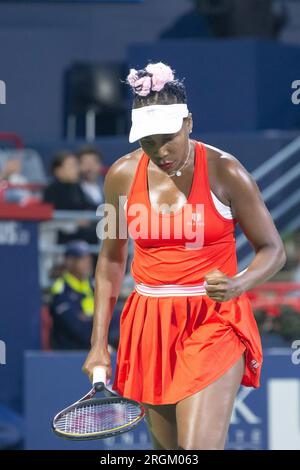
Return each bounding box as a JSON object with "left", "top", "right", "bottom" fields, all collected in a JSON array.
[{"left": 0, "top": 222, "right": 41, "bottom": 412}]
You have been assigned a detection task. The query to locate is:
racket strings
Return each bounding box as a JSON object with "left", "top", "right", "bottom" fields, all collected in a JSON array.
[{"left": 55, "top": 401, "right": 141, "bottom": 435}]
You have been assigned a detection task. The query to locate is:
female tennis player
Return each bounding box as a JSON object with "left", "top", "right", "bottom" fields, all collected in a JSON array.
[{"left": 82, "top": 62, "right": 286, "bottom": 450}]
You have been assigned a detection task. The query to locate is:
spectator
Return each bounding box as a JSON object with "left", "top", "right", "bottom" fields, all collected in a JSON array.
[
  {"left": 43, "top": 150, "right": 96, "bottom": 211},
  {"left": 0, "top": 148, "right": 46, "bottom": 185},
  {"left": 43, "top": 150, "right": 99, "bottom": 244},
  {"left": 77, "top": 145, "right": 105, "bottom": 208},
  {"left": 0, "top": 154, "right": 31, "bottom": 203},
  {"left": 49, "top": 240, "right": 94, "bottom": 350}
]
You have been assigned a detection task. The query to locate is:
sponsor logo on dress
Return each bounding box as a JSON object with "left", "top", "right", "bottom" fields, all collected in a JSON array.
[{"left": 250, "top": 359, "right": 260, "bottom": 372}]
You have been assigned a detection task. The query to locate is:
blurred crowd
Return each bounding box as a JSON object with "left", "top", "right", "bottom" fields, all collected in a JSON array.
[
  {"left": 43, "top": 145, "right": 105, "bottom": 245},
  {"left": 42, "top": 146, "right": 107, "bottom": 350},
  {"left": 0, "top": 144, "right": 105, "bottom": 217},
  {"left": 44, "top": 145, "right": 104, "bottom": 211},
  {"left": 0, "top": 143, "right": 103, "bottom": 349}
]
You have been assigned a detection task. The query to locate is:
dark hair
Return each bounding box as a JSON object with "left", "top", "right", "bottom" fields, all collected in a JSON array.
[
  {"left": 51, "top": 150, "right": 76, "bottom": 175},
  {"left": 77, "top": 145, "right": 103, "bottom": 163},
  {"left": 126, "top": 62, "right": 187, "bottom": 109}
]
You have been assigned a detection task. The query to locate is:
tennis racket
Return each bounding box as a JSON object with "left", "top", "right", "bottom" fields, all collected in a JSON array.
[{"left": 52, "top": 366, "right": 145, "bottom": 440}]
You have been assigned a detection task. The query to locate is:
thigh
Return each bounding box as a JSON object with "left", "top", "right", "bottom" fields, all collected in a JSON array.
[
  {"left": 176, "top": 351, "right": 246, "bottom": 450},
  {"left": 141, "top": 402, "right": 178, "bottom": 450}
]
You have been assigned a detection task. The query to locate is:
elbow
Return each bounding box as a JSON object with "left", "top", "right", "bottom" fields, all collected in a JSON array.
[
  {"left": 257, "top": 242, "right": 287, "bottom": 272},
  {"left": 274, "top": 243, "right": 287, "bottom": 272},
  {"left": 279, "top": 246, "right": 287, "bottom": 270}
]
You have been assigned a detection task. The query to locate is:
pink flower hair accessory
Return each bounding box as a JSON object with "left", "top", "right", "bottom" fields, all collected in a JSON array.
[
  {"left": 126, "top": 68, "right": 151, "bottom": 96},
  {"left": 126, "top": 62, "right": 175, "bottom": 96},
  {"left": 145, "top": 62, "right": 174, "bottom": 92}
]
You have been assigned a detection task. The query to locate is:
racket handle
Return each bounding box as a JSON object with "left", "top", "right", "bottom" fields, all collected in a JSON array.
[{"left": 93, "top": 366, "right": 107, "bottom": 387}]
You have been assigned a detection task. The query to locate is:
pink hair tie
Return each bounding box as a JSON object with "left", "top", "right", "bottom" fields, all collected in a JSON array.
[
  {"left": 126, "top": 68, "right": 139, "bottom": 87},
  {"left": 126, "top": 68, "right": 151, "bottom": 96},
  {"left": 126, "top": 62, "right": 174, "bottom": 96},
  {"left": 145, "top": 62, "right": 174, "bottom": 92}
]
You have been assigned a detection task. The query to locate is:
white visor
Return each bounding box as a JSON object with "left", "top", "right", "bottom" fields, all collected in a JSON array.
[{"left": 129, "top": 103, "right": 189, "bottom": 143}]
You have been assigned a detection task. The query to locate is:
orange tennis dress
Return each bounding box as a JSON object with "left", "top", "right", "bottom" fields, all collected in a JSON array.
[{"left": 111, "top": 139, "right": 263, "bottom": 405}]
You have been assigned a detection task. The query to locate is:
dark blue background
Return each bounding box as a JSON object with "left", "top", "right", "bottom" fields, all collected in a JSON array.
[{"left": 0, "top": 222, "right": 41, "bottom": 412}]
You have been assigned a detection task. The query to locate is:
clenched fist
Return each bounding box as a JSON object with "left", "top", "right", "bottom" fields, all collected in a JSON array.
[{"left": 204, "top": 269, "right": 243, "bottom": 302}]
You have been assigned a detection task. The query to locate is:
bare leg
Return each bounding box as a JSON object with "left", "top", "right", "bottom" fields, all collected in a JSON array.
[
  {"left": 176, "top": 352, "right": 246, "bottom": 450},
  {"left": 141, "top": 402, "right": 178, "bottom": 450}
]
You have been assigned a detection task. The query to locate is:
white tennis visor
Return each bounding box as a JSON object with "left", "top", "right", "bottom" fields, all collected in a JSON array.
[{"left": 129, "top": 103, "right": 189, "bottom": 143}]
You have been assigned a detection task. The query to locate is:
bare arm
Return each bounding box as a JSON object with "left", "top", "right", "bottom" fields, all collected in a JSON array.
[
  {"left": 82, "top": 158, "right": 130, "bottom": 381},
  {"left": 90, "top": 226, "right": 128, "bottom": 350},
  {"left": 205, "top": 154, "right": 287, "bottom": 301}
]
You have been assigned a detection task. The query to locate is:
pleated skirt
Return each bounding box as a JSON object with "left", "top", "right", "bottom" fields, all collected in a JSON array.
[{"left": 111, "top": 290, "right": 263, "bottom": 405}]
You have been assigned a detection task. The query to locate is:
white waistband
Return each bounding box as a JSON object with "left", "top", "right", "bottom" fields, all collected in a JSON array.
[{"left": 134, "top": 282, "right": 207, "bottom": 297}]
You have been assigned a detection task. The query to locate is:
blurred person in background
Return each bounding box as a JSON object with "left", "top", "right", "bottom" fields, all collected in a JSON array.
[
  {"left": 49, "top": 240, "right": 94, "bottom": 350},
  {"left": 160, "top": 0, "right": 287, "bottom": 40},
  {"left": 78, "top": 145, "right": 105, "bottom": 208},
  {"left": 43, "top": 150, "right": 95, "bottom": 211},
  {"left": 0, "top": 154, "right": 31, "bottom": 203},
  {"left": 43, "top": 150, "right": 99, "bottom": 244}
]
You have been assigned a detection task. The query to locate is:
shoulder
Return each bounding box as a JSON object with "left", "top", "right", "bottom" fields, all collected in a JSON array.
[
  {"left": 203, "top": 143, "right": 257, "bottom": 198},
  {"left": 103, "top": 147, "right": 143, "bottom": 200},
  {"left": 204, "top": 142, "right": 244, "bottom": 173}
]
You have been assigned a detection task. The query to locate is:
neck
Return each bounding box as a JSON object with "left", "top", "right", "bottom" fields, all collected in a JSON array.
[{"left": 167, "top": 140, "right": 193, "bottom": 177}]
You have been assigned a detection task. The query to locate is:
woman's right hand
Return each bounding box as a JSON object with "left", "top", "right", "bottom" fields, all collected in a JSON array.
[{"left": 82, "top": 346, "right": 112, "bottom": 385}]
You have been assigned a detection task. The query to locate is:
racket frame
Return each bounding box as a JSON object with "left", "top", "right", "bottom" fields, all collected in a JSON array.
[{"left": 52, "top": 387, "right": 145, "bottom": 440}]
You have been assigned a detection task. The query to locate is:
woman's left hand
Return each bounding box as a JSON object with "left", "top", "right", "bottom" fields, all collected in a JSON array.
[{"left": 204, "top": 269, "right": 243, "bottom": 302}]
